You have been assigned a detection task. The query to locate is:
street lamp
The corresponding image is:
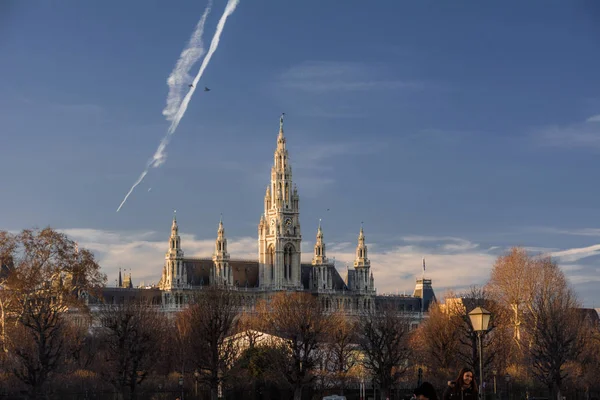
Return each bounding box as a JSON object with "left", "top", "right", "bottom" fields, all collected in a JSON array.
[
  {"left": 469, "top": 307, "right": 492, "bottom": 400},
  {"left": 179, "top": 374, "right": 184, "bottom": 400}
]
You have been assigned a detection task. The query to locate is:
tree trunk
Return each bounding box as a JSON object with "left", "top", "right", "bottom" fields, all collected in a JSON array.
[
  {"left": 293, "top": 385, "right": 302, "bottom": 400},
  {"left": 549, "top": 382, "right": 562, "bottom": 400},
  {"left": 0, "top": 297, "right": 6, "bottom": 353},
  {"left": 129, "top": 379, "right": 137, "bottom": 400},
  {"left": 380, "top": 387, "right": 389, "bottom": 400},
  {"left": 211, "top": 385, "right": 219, "bottom": 400}
]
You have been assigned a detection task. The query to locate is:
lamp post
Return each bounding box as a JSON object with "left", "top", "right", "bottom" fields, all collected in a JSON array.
[
  {"left": 468, "top": 307, "right": 492, "bottom": 400},
  {"left": 179, "top": 374, "right": 184, "bottom": 400},
  {"left": 492, "top": 370, "right": 497, "bottom": 400}
]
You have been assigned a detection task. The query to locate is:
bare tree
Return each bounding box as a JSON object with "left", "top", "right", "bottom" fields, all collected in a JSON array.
[
  {"left": 97, "top": 301, "right": 169, "bottom": 400},
  {"left": 260, "top": 291, "right": 331, "bottom": 400},
  {"left": 325, "top": 311, "right": 357, "bottom": 395},
  {"left": 562, "top": 313, "right": 600, "bottom": 400},
  {"left": 9, "top": 296, "right": 84, "bottom": 398},
  {"left": 358, "top": 305, "right": 412, "bottom": 400},
  {"left": 522, "top": 258, "right": 584, "bottom": 400},
  {"left": 231, "top": 342, "right": 290, "bottom": 400},
  {"left": 450, "top": 287, "right": 499, "bottom": 383},
  {"left": 411, "top": 300, "right": 460, "bottom": 386},
  {"left": 237, "top": 310, "right": 265, "bottom": 349},
  {"left": 179, "top": 287, "right": 240, "bottom": 400},
  {"left": 0, "top": 230, "right": 17, "bottom": 353},
  {"left": 0, "top": 228, "right": 106, "bottom": 398},
  {"left": 487, "top": 248, "right": 538, "bottom": 349},
  {"left": 487, "top": 248, "right": 589, "bottom": 399}
]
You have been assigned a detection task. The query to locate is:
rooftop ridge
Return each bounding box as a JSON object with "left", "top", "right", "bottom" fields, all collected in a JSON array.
[{"left": 184, "top": 257, "right": 258, "bottom": 263}]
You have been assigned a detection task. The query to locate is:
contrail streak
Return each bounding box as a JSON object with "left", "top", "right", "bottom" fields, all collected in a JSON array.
[
  {"left": 116, "top": 170, "right": 148, "bottom": 212},
  {"left": 166, "top": 0, "right": 240, "bottom": 137},
  {"left": 163, "top": 1, "right": 212, "bottom": 121},
  {"left": 116, "top": 0, "right": 240, "bottom": 212}
]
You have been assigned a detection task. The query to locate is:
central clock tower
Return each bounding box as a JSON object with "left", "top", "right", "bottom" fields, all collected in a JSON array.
[{"left": 258, "top": 115, "right": 302, "bottom": 289}]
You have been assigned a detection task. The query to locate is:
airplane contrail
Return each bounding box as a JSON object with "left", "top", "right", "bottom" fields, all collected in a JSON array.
[
  {"left": 166, "top": 0, "right": 240, "bottom": 137},
  {"left": 116, "top": 0, "right": 240, "bottom": 212},
  {"left": 163, "top": 0, "right": 213, "bottom": 122}
]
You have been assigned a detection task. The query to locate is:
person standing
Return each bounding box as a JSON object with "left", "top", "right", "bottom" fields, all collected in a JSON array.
[
  {"left": 414, "top": 382, "right": 439, "bottom": 400},
  {"left": 443, "top": 368, "right": 478, "bottom": 400}
]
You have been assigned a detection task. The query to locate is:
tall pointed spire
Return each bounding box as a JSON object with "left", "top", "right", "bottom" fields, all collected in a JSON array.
[
  {"left": 259, "top": 113, "right": 302, "bottom": 290},
  {"left": 354, "top": 223, "right": 369, "bottom": 268},
  {"left": 171, "top": 209, "right": 178, "bottom": 234},
  {"left": 312, "top": 219, "right": 327, "bottom": 265},
  {"left": 277, "top": 113, "right": 287, "bottom": 152},
  {"left": 213, "top": 216, "right": 231, "bottom": 286},
  {"left": 161, "top": 211, "right": 186, "bottom": 290},
  {"left": 118, "top": 267, "right": 122, "bottom": 288},
  {"left": 279, "top": 112, "right": 285, "bottom": 137},
  {"left": 218, "top": 213, "right": 224, "bottom": 234}
]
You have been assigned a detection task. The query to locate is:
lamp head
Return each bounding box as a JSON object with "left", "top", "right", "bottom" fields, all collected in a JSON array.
[{"left": 468, "top": 306, "right": 492, "bottom": 332}]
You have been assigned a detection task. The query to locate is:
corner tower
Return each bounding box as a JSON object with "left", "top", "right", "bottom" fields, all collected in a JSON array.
[
  {"left": 161, "top": 212, "right": 187, "bottom": 290},
  {"left": 258, "top": 114, "right": 302, "bottom": 289},
  {"left": 353, "top": 224, "right": 374, "bottom": 293},
  {"left": 212, "top": 216, "right": 232, "bottom": 286},
  {"left": 310, "top": 220, "right": 333, "bottom": 291}
]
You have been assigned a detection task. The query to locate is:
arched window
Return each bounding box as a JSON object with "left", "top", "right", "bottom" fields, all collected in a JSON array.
[
  {"left": 268, "top": 245, "right": 275, "bottom": 280},
  {"left": 284, "top": 244, "right": 294, "bottom": 281}
]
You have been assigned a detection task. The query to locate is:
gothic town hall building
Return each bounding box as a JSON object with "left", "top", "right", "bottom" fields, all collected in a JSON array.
[{"left": 103, "top": 116, "right": 436, "bottom": 315}]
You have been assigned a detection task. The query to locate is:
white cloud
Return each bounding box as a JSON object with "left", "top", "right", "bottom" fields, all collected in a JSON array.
[
  {"left": 343, "top": 246, "right": 495, "bottom": 296},
  {"left": 560, "top": 264, "right": 600, "bottom": 285},
  {"left": 535, "top": 227, "right": 600, "bottom": 237},
  {"left": 401, "top": 235, "right": 480, "bottom": 252},
  {"left": 548, "top": 243, "right": 600, "bottom": 263},
  {"left": 61, "top": 228, "right": 496, "bottom": 297},
  {"left": 522, "top": 246, "right": 558, "bottom": 253},
  {"left": 277, "top": 61, "right": 423, "bottom": 93},
  {"left": 586, "top": 114, "right": 600, "bottom": 122},
  {"left": 61, "top": 228, "right": 256, "bottom": 288},
  {"left": 59, "top": 228, "right": 600, "bottom": 304},
  {"left": 533, "top": 118, "right": 600, "bottom": 149}
]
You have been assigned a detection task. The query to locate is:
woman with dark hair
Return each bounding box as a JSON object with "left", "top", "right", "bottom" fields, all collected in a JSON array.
[
  {"left": 443, "top": 367, "right": 478, "bottom": 400},
  {"left": 414, "top": 382, "right": 439, "bottom": 400}
]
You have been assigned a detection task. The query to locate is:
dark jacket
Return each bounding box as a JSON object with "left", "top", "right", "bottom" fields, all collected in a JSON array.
[{"left": 443, "top": 384, "right": 477, "bottom": 400}]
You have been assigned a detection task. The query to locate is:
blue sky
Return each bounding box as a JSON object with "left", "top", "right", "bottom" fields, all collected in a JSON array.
[{"left": 2, "top": 0, "right": 600, "bottom": 306}]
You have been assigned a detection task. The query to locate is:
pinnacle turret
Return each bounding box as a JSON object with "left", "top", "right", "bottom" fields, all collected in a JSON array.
[
  {"left": 277, "top": 112, "right": 286, "bottom": 144},
  {"left": 312, "top": 219, "right": 327, "bottom": 265},
  {"left": 354, "top": 224, "right": 369, "bottom": 267},
  {"left": 171, "top": 210, "right": 178, "bottom": 234},
  {"left": 161, "top": 212, "right": 186, "bottom": 290},
  {"left": 213, "top": 217, "right": 231, "bottom": 286}
]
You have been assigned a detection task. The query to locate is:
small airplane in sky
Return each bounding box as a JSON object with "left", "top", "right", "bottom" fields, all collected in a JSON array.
[{"left": 188, "top": 84, "right": 210, "bottom": 91}]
